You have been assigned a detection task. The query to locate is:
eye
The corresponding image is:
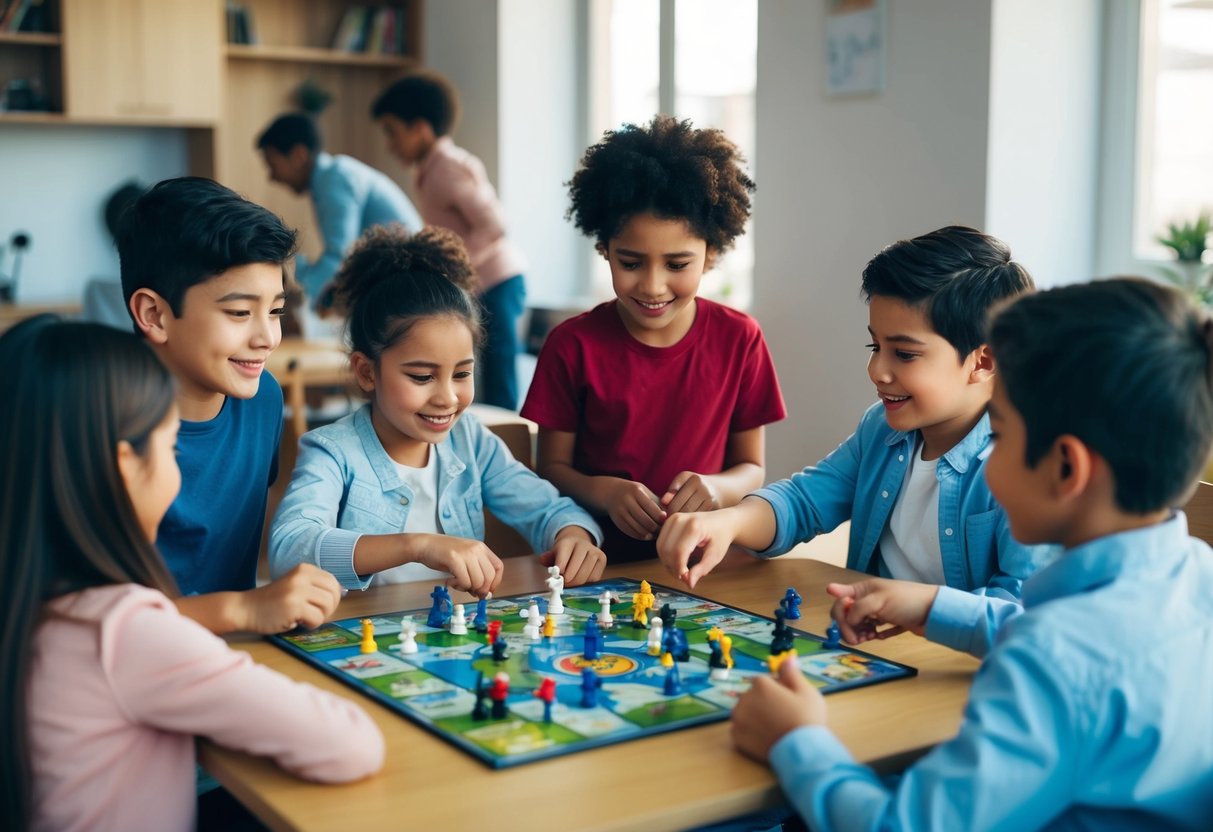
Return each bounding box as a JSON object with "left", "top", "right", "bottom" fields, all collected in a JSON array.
[
  {"left": 454, "top": 370, "right": 474, "bottom": 380},
  {"left": 619, "top": 260, "right": 641, "bottom": 271},
  {"left": 895, "top": 351, "right": 920, "bottom": 361},
  {"left": 406, "top": 374, "right": 434, "bottom": 383},
  {"left": 225, "top": 309, "right": 251, "bottom": 319},
  {"left": 270, "top": 307, "right": 287, "bottom": 316},
  {"left": 667, "top": 261, "right": 691, "bottom": 272},
  {"left": 865, "top": 342, "right": 879, "bottom": 352}
]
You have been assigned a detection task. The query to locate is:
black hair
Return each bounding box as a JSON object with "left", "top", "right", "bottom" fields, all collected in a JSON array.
[
  {"left": 117, "top": 177, "right": 297, "bottom": 321},
  {"left": 256, "top": 113, "right": 322, "bottom": 154},
  {"left": 989, "top": 277, "right": 1213, "bottom": 513},
  {"left": 103, "top": 180, "right": 146, "bottom": 243},
  {"left": 567, "top": 114, "right": 755, "bottom": 253},
  {"left": 0, "top": 317, "right": 179, "bottom": 829},
  {"left": 332, "top": 225, "right": 483, "bottom": 362},
  {"left": 861, "top": 225, "right": 1034, "bottom": 360},
  {"left": 371, "top": 71, "right": 460, "bottom": 137}
]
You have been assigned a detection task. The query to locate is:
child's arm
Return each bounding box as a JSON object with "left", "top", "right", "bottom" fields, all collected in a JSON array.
[
  {"left": 296, "top": 177, "right": 363, "bottom": 303},
  {"left": 537, "top": 427, "right": 666, "bottom": 541},
  {"left": 660, "top": 426, "right": 765, "bottom": 514},
  {"left": 174, "top": 565, "right": 343, "bottom": 635},
  {"left": 656, "top": 496, "right": 780, "bottom": 587},
  {"left": 351, "top": 534, "right": 503, "bottom": 597},
  {"left": 441, "top": 165, "right": 508, "bottom": 271}
]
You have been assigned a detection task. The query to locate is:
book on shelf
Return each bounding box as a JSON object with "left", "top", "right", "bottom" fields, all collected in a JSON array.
[
  {"left": 331, "top": 5, "right": 408, "bottom": 55},
  {"left": 2, "top": 0, "right": 47, "bottom": 33},
  {"left": 225, "top": 2, "right": 258, "bottom": 45}
]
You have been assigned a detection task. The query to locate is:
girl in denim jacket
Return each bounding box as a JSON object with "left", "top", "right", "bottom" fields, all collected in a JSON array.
[{"left": 270, "top": 227, "right": 604, "bottom": 594}]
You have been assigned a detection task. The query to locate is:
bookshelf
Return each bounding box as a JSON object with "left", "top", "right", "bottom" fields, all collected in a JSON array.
[{"left": 0, "top": 0, "right": 62, "bottom": 114}]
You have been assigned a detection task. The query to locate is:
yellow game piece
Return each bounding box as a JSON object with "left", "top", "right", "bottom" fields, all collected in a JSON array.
[
  {"left": 660, "top": 651, "right": 673, "bottom": 668},
  {"left": 706, "top": 624, "right": 724, "bottom": 643},
  {"left": 543, "top": 611, "right": 556, "bottom": 638},
  {"left": 720, "top": 634, "right": 734, "bottom": 669},
  {"left": 632, "top": 579, "right": 655, "bottom": 627},
  {"left": 360, "top": 618, "right": 376, "bottom": 654},
  {"left": 768, "top": 649, "right": 798, "bottom": 674}
]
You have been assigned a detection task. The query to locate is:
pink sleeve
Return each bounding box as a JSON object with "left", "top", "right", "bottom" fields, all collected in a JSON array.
[
  {"left": 730, "top": 318, "right": 787, "bottom": 432},
  {"left": 103, "top": 599, "right": 384, "bottom": 783},
  {"left": 445, "top": 167, "right": 508, "bottom": 268},
  {"left": 519, "top": 325, "right": 582, "bottom": 432}
]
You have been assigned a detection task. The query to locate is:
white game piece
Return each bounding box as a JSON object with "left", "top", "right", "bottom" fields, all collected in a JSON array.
[
  {"left": 647, "top": 616, "right": 664, "bottom": 656},
  {"left": 398, "top": 617, "right": 418, "bottom": 654},
  {"left": 709, "top": 666, "right": 731, "bottom": 682},
  {"left": 519, "top": 599, "right": 543, "bottom": 640},
  {"left": 449, "top": 603, "right": 468, "bottom": 635},
  {"left": 598, "top": 589, "right": 618, "bottom": 627},
  {"left": 545, "top": 565, "right": 565, "bottom": 615}
]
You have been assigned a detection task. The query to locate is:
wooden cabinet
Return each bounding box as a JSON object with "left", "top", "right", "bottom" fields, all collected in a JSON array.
[{"left": 61, "top": 0, "right": 221, "bottom": 123}]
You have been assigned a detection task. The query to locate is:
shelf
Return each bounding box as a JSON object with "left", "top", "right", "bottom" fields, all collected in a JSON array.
[
  {"left": 0, "top": 111, "right": 66, "bottom": 123},
  {"left": 226, "top": 43, "right": 414, "bottom": 68},
  {"left": 0, "top": 31, "right": 61, "bottom": 46}
]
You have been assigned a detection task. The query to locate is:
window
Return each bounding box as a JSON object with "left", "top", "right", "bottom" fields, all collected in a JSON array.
[
  {"left": 586, "top": 0, "right": 757, "bottom": 308},
  {"left": 1133, "top": 0, "right": 1213, "bottom": 260}
]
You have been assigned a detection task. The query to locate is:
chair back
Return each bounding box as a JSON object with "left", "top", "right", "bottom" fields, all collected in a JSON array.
[{"left": 1182, "top": 481, "right": 1213, "bottom": 546}]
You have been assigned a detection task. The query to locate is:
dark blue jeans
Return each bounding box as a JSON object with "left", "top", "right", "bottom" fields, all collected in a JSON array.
[{"left": 478, "top": 274, "right": 526, "bottom": 410}]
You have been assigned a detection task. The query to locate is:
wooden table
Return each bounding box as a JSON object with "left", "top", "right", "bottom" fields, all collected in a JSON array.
[
  {"left": 200, "top": 554, "right": 979, "bottom": 832},
  {"left": 0, "top": 300, "right": 82, "bottom": 332}
]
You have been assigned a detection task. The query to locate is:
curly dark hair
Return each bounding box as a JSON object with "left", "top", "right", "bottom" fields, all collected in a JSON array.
[
  {"left": 566, "top": 115, "right": 755, "bottom": 253},
  {"left": 331, "top": 225, "right": 482, "bottom": 360}
]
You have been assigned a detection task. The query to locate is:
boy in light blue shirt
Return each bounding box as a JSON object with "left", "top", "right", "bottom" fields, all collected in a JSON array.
[
  {"left": 658, "top": 226, "right": 1050, "bottom": 598},
  {"left": 733, "top": 277, "right": 1213, "bottom": 829}
]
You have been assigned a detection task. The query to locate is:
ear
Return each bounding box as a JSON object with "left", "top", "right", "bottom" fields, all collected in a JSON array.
[
  {"left": 288, "top": 144, "right": 311, "bottom": 168},
  {"left": 1050, "top": 435, "right": 1095, "bottom": 502},
  {"left": 350, "top": 351, "right": 377, "bottom": 394},
  {"left": 115, "top": 439, "right": 142, "bottom": 493},
  {"left": 704, "top": 247, "right": 719, "bottom": 272},
  {"left": 128, "top": 288, "right": 172, "bottom": 344},
  {"left": 595, "top": 242, "right": 609, "bottom": 261},
  {"left": 967, "top": 344, "right": 995, "bottom": 383}
]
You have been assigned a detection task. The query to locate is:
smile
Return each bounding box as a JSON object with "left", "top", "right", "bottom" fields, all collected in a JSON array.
[
  {"left": 230, "top": 358, "right": 265, "bottom": 376},
  {"left": 419, "top": 413, "right": 456, "bottom": 426},
  {"left": 880, "top": 394, "right": 909, "bottom": 402},
  {"left": 635, "top": 299, "right": 673, "bottom": 310}
]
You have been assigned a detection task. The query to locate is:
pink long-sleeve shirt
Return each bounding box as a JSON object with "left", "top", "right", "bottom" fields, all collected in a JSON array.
[
  {"left": 414, "top": 136, "right": 525, "bottom": 292},
  {"left": 27, "top": 584, "right": 384, "bottom": 832}
]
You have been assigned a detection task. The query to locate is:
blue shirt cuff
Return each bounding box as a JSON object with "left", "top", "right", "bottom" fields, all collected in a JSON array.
[
  {"left": 318, "top": 528, "right": 373, "bottom": 590},
  {"left": 925, "top": 586, "right": 987, "bottom": 652}
]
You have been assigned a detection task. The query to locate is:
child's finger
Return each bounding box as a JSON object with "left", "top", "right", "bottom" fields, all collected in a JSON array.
[
  {"left": 685, "top": 540, "right": 728, "bottom": 589},
  {"left": 663, "top": 484, "right": 697, "bottom": 515},
  {"left": 825, "top": 582, "right": 858, "bottom": 601},
  {"left": 778, "top": 655, "right": 808, "bottom": 690}
]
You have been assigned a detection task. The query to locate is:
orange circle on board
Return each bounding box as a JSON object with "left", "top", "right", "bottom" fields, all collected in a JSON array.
[{"left": 555, "top": 654, "right": 637, "bottom": 676}]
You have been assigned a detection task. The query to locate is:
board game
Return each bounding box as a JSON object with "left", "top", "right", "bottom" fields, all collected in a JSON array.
[{"left": 271, "top": 578, "right": 915, "bottom": 768}]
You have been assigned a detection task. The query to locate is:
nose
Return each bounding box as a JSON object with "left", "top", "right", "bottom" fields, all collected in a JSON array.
[
  {"left": 637, "top": 264, "right": 666, "bottom": 298},
  {"left": 867, "top": 350, "right": 892, "bottom": 385},
  {"left": 430, "top": 377, "right": 457, "bottom": 407},
  {"left": 250, "top": 311, "right": 280, "bottom": 351}
]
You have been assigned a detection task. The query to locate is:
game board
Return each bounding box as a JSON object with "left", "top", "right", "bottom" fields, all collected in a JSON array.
[{"left": 271, "top": 578, "right": 915, "bottom": 768}]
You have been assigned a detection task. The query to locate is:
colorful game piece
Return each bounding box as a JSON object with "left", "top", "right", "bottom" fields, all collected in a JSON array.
[
  {"left": 543, "top": 611, "right": 556, "bottom": 639},
  {"left": 397, "top": 617, "right": 418, "bottom": 654},
  {"left": 427, "top": 585, "right": 452, "bottom": 628},
  {"left": 598, "top": 589, "right": 619, "bottom": 626},
  {"left": 449, "top": 603, "right": 468, "bottom": 635},
  {"left": 632, "top": 579, "right": 655, "bottom": 628},
  {"left": 487, "top": 619, "right": 502, "bottom": 644},
  {"left": 534, "top": 677, "right": 556, "bottom": 723},
  {"left": 473, "top": 595, "right": 490, "bottom": 633},
  {"left": 545, "top": 565, "right": 565, "bottom": 615},
  {"left": 708, "top": 634, "right": 734, "bottom": 681},
  {"left": 519, "top": 598, "right": 543, "bottom": 640},
  {"left": 647, "top": 615, "right": 664, "bottom": 656},
  {"left": 489, "top": 672, "right": 510, "bottom": 719},
  {"left": 471, "top": 672, "right": 488, "bottom": 721},
  {"left": 768, "top": 649, "right": 798, "bottom": 675},
  {"left": 491, "top": 637, "right": 508, "bottom": 662},
  {"left": 780, "top": 587, "right": 803, "bottom": 620},
  {"left": 584, "top": 614, "right": 601, "bottom": 660},
  {"left": 706, "top": 624, "right": 724, "bottom": 643},
  {"left": 663, "top": 662, "right": 681, "bottom": 696},
  {"left": 660, "top": 621, "right": 679, "bottom": 668},
  {"left": 359, "top": 618, "right": 376, "bottom": 653},
  {"left": 825, "top": 620, "right": 842, "bottom": 649},
  {"left": 770, "top": 609, "right": 795, "bottom": 655},
  {"left": 579, "top": 668, "right": 601, "bottom": 708},
  {"left": 658, "top": 603, "right": 690, "bottom": 661}
]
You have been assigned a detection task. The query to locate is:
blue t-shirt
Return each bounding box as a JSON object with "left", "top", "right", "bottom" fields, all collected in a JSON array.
[{"left": 157, "top": 373, "right": 283, "bottom": 595}]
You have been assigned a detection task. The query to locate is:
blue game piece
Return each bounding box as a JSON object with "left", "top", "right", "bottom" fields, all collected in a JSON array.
[
  {"left": 825, "top": 621, "right": 842, "bottom": 649},
  {"left": 491, "top": 638, "right": 508, "bottom": 662},
  {"left": 473, "top": 596, "right": 489, "bottom": 633},
  {"left": 584, "top": 613, "right": 602, "bottom": 660},
  {"left": 781, "top": 587, "right": 803, "bottom": 620},
  {"left": 663, "top": 662, "right": 681, "bottom": 696},
  {"left": 579, "top": 668, "right": 601, "bottom": 708},
  {"left": 427, "top": 585, "right": 452, "bottom": 628}
]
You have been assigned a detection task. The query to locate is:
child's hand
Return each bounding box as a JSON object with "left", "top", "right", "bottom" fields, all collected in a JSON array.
[
  {"left": 655, "top": 510, "right": 734, "bottom": 588},
  {"left": 243, "top": 564, "right": 342, "bottom": 634},
  {"left": 660, "top": 471, "right": 722, "bottom": 515},
  {"left": 826, "top": 579, "right": 938, "bottom": 644},
  {"left": 731, "top": 659, "right": 826, "bottom": 762},
  {"left": 604, "top": 478, "right": 666, "bottom": 540},
  {"left": 415, "top": 535, "right": 504, "bottom": 598},
  {"left": 539, "top": 527, "right": 606, "bottom": 587}
]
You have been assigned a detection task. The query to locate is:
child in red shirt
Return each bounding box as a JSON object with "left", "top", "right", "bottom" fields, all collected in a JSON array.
[{"left": 522, "top": 115, "right": 785, "bottom": 562}]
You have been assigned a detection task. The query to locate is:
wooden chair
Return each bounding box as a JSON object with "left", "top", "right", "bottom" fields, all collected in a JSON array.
[
  {"left": 475, "top": 405, "right": 539, "bottom": 558},
  {"left": 1182, "top": 480, "right": 1213, "bottom": 546}
]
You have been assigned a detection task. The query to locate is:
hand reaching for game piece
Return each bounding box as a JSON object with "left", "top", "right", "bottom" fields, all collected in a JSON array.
[
  {"left": 731, "top": 659, "right": 826, "bottom": 762},
  {"left": 413, "top": 534, "right": 504, "bottom": 598},
  {"left": 539, "top": 527, "right": 606, "bottom": 587},
  {"left": 655, "top": 509, "right": 736, "bottom": 588},
  {"left": 660, "top": 470, "right": 723, "bottom": 515},
  {"left": 825, "top": 579, "right": 939, "bottom": 644},
  {"left": 242, "top": 564, "right": 343, "bottom": 633},
  {"left": 603, "top": 477, "right": 666, "bottom": 541}
]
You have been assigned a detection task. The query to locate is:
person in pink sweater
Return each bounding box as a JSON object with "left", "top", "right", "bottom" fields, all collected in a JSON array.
[
  {"left": 373, "top": 70, "right": 528, "bottom": 410},
  {"left": 0, "top": 317, "right": 384, "bottom": 832}
]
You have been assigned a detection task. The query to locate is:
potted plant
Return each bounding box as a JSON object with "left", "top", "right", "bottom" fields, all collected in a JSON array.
[{"left": 1156, "top": 212, "right": 1212, "bottom": 306}]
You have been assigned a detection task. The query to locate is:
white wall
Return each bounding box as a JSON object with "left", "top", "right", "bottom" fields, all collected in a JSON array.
[
  {"left": 986, "top": 0, "right": 1101, "bottom": 288},
  {"left": 0, "top": 125, "right": 188, "bottom": 303},
  {"left": 754, "top": 1, "right": 995, "bottom": 478}
]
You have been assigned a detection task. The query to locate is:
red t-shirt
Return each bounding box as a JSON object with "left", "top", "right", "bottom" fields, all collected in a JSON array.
[{"left": 521, "top": 298, "right": 786, "bottom": 561}]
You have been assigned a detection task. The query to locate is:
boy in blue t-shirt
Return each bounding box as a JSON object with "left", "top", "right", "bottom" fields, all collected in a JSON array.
[
  {"left": 733, "top": 277, "right": 1213, "bottom": 829},
  {"left": 119, "top": 177, "right": 341, "bottom": 634},
  {"left": 659, "top": 226, "right": 1050, "bottom": 598}
]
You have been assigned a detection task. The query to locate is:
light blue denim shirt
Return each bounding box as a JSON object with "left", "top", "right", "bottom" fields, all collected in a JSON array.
[
  {"left": 752, "top": 402, "right": 1052, "bottom": 599},
  {"left": 768, "top": 513, "right": 1213, "bottom": 831},
  {"left": 295, "top": 152, "right": 423, "bottom": 299},
  {"left": 269, "top": 406, "right": 601, "bottom": 589}
]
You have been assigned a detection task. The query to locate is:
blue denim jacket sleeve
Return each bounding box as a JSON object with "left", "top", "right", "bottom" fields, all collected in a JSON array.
[
  {"left": 464, "top": 417, "right": 602, "bottom": 552},
  {"left": 269, "top": 428, "right": 371, "bottom": 590}
]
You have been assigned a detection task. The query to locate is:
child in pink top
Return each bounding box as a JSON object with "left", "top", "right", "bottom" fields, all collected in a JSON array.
[
  {"left": 0, "top": 318, "right": 384, "bottom": 832},
  {"left": 373, "top": 70, "right": 527, "bottom": 410}
]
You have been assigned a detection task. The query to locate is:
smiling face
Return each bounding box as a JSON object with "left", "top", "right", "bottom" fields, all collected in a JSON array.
[
  {"left": 354, "top": 315, "right": 476, "bottom": 467},
  {"left": 866, "top": 295, "right": 992, "bottom": 459},
  {"left": 604, "top": 213, "right": 709, "bottom": 347},
  {"left": 154, "top": 263, "right": 286, "bottom": 421}
]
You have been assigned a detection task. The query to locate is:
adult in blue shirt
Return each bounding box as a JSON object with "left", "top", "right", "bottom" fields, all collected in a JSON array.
[{"left": 257, "top": 112, "right": 422, "bottom": 309}]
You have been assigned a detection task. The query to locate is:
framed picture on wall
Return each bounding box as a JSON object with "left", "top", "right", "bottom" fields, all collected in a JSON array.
[{"left": 826, "top": 0, "right": 886, "bottom": 97}]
